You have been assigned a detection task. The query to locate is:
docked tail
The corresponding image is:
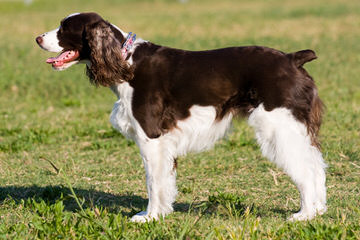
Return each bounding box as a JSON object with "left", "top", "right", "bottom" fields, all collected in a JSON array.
[{"left": 287, "top": 49, "right": 317, "bottom": 67}]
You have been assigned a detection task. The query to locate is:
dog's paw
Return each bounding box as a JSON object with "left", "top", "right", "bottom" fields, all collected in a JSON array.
[
  {"left": 130, "top": 211, "right": 157, "bottom": 223},
  {"left": 315, "top": 203, "right": 327, "bottom": 215},
  {"left": 288, "top": 210, "right": 316, "bottom": 221}
]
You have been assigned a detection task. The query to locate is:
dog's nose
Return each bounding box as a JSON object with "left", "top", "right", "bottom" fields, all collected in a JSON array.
[{"left": 36, "top": 36, "right": 43, "bottom": 45}]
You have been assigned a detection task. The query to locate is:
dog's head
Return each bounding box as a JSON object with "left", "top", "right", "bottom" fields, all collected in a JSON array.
[{"left": 36, "top": 12, "right": 133, "bottom": 86}]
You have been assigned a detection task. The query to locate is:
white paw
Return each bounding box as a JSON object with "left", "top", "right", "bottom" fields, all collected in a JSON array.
[
  {"left": 315, "top": 203, "right": 327, "bottom": 215},
  {"left": 130, "top": 211, "right": 157, "bottom": 223},
  {"left": 288, "top": 210, "right": 316, "bottom": 221}
]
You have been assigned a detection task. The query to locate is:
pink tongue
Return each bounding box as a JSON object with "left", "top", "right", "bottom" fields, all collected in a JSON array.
[{"left": 46, "top": 50, "right": 79, "bottom": 67}]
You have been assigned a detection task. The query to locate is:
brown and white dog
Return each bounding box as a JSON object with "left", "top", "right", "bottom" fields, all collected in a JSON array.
[{"left": 36, "top": 12, "right": 327, "bottom": 222}]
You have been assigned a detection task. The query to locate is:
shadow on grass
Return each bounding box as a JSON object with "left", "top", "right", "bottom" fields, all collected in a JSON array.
[
  {"left": 0, "top": 185, "right": 209, "bottom": 218},
  {"left": 0, "top": 185, "right": 266, "bottom": 218},
  {"left": 0, "top": 185, "right": 148, "bottom": 217}
]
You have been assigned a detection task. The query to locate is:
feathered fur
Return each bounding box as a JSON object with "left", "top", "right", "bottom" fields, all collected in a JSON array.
[{"left": 85, "top": 20, "right": 133, "bottom": 86}]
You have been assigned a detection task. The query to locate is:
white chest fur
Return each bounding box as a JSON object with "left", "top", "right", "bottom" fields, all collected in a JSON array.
[{"left": 109, "top": 83, "right": 144, "bottom": 141}]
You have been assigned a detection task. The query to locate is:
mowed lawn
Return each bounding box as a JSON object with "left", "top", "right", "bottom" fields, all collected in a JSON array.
[{"left": 0, "top": 0, "right": 359, "bottom": 239}]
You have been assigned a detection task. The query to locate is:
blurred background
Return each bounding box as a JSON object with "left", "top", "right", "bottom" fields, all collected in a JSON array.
[{"left": 0, "top": 0, "right": 359, "bottom": 238}]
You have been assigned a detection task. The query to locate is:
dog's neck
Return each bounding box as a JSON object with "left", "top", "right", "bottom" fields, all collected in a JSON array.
[
  {"left": 107, "top": 24, "right": 149, "bottom": 99},
  {"left": 111, "top": 24, "right": 147, "bottom": 62}
]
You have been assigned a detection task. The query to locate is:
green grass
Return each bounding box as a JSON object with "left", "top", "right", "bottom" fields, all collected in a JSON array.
[{"left": 0, "top": 0, "right": 359, "bottom": 239}]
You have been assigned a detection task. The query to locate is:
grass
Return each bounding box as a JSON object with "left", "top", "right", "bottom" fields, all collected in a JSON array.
[{"left": 0, "top": 0, "right": 359, "bottom": 239}]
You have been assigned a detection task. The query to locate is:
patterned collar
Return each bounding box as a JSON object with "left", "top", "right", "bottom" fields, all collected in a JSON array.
[{"left": 121, "top": 32, "right": 136, "bottom": 59}]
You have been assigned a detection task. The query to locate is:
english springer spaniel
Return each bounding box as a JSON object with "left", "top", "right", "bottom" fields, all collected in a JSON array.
[{"left": 36, "top": 12, "right": 327, "bottom": 222}]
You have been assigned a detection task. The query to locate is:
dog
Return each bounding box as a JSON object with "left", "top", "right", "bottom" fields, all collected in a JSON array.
[{"left": 36, "top": 12, "right": 327, "bottom": 222}]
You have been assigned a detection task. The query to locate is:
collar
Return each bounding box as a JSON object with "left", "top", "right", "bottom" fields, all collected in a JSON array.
[{"left": 121, "top": 32, "right": 136, "bottom": 59}]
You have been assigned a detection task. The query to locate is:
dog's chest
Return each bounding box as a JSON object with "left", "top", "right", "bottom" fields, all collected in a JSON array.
[{"left": 109, "top": 83, "right": 138, "bottom": 140}]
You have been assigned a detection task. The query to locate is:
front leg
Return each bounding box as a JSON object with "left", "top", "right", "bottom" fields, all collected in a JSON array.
[{"left": 131, "top": 138, "right": 177, "bottom": 222}]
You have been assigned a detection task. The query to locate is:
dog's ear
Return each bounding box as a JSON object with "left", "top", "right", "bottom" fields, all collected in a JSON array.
[{"left": 85, "top": 20, "right": 133, "bottom": 87}]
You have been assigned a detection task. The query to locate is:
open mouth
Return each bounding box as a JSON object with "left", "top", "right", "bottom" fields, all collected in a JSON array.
[{"left": 46, "top": 50, "right": 80, "bottom": 70}]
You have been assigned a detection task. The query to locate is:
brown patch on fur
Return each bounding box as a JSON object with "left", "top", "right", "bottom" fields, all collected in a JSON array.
[
  {"left": 129, "top": 44, "right": 324, "bottom": 140},
  {"left": 85, "top": 20, "right": 134, "bottom": 87},
  {"left": 308, "top": 90, "right": 324, "bottom": 149}
]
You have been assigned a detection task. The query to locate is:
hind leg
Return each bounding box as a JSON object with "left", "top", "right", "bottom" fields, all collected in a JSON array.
[
  {"left": 314, "top": 152, "right": 327, "bottom": 215},
  {"left": 248, "top": 104, "right": 326, "bottom": 221}
]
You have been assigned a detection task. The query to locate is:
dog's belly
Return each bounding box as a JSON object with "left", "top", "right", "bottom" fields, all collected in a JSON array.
[
  {"left": 162, "top": 105, "right": 233, "bottom": 157},
  {"left": 111, "top": 101, "right": 232, "bottom": 157}
]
